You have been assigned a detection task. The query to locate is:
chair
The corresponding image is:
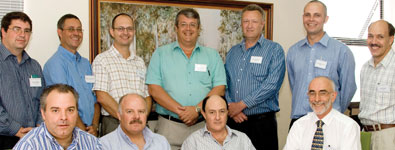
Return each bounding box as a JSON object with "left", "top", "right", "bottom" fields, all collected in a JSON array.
[{"left": 360, "top": 131, "right": 371, "bottom": 150}]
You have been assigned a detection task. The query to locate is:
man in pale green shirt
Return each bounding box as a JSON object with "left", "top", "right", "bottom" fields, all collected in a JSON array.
[{"left": 145, "top": 8, "right": 226, "bottom": 150}]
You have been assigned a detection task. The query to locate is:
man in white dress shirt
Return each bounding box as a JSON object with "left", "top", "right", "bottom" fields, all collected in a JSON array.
[{"left": 284, "top": 76, "right": 361, "bottom": 150}]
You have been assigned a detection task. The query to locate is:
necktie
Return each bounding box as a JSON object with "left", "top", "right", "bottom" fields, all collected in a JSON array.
[{"left": 312, "top": 120, "right": 324, "bottom": 150}]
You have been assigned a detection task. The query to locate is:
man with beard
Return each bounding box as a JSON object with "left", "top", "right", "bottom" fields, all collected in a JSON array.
[
  {"left": 358, "top": 20, "right": 395, "bottom": 150},
  {"left": 13, "top": 84, "right": 102, "bottom": 149},
  {"left": 100, "top": 94, "right": 170, "bottom": 150},
  {"left": 284, "top": 76, "right": 360, "bottom": 150}
]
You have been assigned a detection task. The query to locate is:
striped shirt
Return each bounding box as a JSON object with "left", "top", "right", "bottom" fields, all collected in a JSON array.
[
  {"left": 0, "top": 43, "right": 44, "bottom": 136},
  {"left": 181, "top": 125, "right": 255, "bottom": 150},
  {"left": 225, "top": 35, "right": 285, "bottom": 115},
  {"left": 92, "top": 45, "right": 148, "bottom": 116},
  {"left": 13, "top": 122, "right": 102, "bottom": 150},
  {"left": 287, "top": 33, "right": 356, "bottom": 119},
  {"left": 359, "top": 48, "right": 395, "bottom": 125}
]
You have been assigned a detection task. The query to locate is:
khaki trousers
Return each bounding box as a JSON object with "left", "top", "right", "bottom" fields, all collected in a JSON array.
[{"left": 371, "top": 127, "right": 395, "bottom": 150}]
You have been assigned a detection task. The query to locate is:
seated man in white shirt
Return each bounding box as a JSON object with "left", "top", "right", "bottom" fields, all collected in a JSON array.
[
  {"left": 284, "top": 76, "right": 361, "bottom": 150},
  {"left": 100, "top": 94, "right": 170, "bottom": 150},
  {"left": 182, "top": 95, "right": 255, "bottom": 150}
]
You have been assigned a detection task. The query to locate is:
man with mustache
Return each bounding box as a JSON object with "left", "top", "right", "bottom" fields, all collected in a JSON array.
[
  {"left": 100, "top": 94, "right": 170, "bottom": 150},
  {"left": 287, "top": 0, "right": 356, "bottom": 129},
  {"left": 13, "top": 84, "right": 102, "bottom": 149},
  {"left": 43, "top": 14, "right": 100, "bottom": 136},
  {"left": 92, "top": 13, "right": 151, "bottom": 136},
  {"left": 284, "top": 76, "right": 361, "bottom": 149},
  {"left": 358, "top": 20, "right": 395, "bottom": 150}
]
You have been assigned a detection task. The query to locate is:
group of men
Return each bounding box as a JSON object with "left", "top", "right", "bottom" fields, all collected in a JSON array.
[{"left": 0, "top": 0, "right": 394, "bottom": 149}]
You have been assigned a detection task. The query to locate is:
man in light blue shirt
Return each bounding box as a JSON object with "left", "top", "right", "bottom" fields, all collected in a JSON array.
[
  {"left": 43, "top": 14, "right": 99, "bottom": 136},
  {"left": 100, "top": 94, "right": 170, "bottom": 150},
  {"left": 287, "top": 0, "right": 356, "bottom": 128}
]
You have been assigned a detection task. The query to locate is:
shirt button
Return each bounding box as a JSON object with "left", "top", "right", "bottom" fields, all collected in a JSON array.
[
  {"left": 236, "top": 91, "right": 239, "bottom": 93},
  {"left": 189, "top": 94, "right": 192, "bottom": 96},
  {"left": 310, "top": 60, "right": 312, "bottom": 63},
  {"left": 312, "top": 48, "right": 315, "bottom": 51},
  {"left": 237, "top": 79, "right": 240, "bottom": 82},
  {"left": 308, "top": 73, "right": 311, "bottom": 75},
  {"left": 243, "top": 58, "right": 246, "bottom": 61},
  {"left": 189, "top": 82, "right": 191, "bottom": 84},
  {"left": 240, "top": 69, "right": 243, "bottom": 71},
  {"left": 189, "top": 72, "right": 191, "bottom": 74}
]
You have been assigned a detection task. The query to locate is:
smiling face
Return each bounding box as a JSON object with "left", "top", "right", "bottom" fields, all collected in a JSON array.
[
  {"left": 1, "top": 19, "right": 31, "bottom": 53},
  {"left": 110, "top": 15, "right": 135, "bottom": 48},
  {"left": 58, "top": 18, "right": 82, "bottom": 53},
  {"left": 308, "top": 77, "right": 337, "bottom": 119},
  {"left": 41, "top": 90, "right": 78, "bottom": 141},
  {"left": 118, "top": 94, "right": 147, "bottom": 136},
  {"left": 303, "top": 2, "right": 328, "bottom": 36},
  {"left": 241, "top": 10, "right": 264, "bottom": 42},
  {"left": 175, "top": 14, "right": 200, "bottom": 46},
  {"left": 367, "top": 20, "right": 395, "bottom": 65},
  {"left": 202, "top": 95, "right": 228, "bottom": 133}
]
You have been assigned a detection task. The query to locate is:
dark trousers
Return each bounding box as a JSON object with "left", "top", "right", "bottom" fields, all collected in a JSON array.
[
  {"left": 227, "top": 112, "right": 278, "bottom": 150},
  {"left": 0, "top": 135, "right": 19, "bottom": 149},
  {"left": 100, "top": 115, "right": 119, "bottom": 137}
]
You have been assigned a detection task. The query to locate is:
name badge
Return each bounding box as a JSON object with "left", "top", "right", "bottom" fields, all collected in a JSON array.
[
  {"left": 377, "top": 84, "right": 391, "bottom": 93},
  {"left": 29, "top": 78, "right": 42, "bottom": 87},
  {"left": 250, "top": 56, "right": 262, "bottom": 64},
  {"left": 137, "top": 71, "right": 146, "bottom": 79},
  {"left": 85, "top": 75, "right": 95, "bottom": 83},
  {"left": 315, "top": 59, "right": 327, "bottom": 69},
  {"left": 195, "top": 64, "right": 207, "bottom": 72}
]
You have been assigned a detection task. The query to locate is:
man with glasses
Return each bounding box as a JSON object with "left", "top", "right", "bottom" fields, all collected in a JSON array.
[
  {"left": 43, "top": 14, "right": 100, "bottom": 136},
  {"left": 92, "top": 13, "right": 151, "bottom": 136},
  {"left": 146, "top": 8, "right": 226, "bottom": 149},
  {"left": 284, "top": 76, "right": 360, "bottom": 149},
  {"left": 0, "top": 11, "right": 45, "bottom": 149}
]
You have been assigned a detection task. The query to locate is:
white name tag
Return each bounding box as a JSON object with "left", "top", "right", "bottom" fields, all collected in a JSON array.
[
  {"left": 195, "top": 64, "right": 207, "bottom": 72},
  {"left": 85, "top": 75, "right": 95, "bottom": 83},
  {"left": 250, "top": 56, "right": 262, "bottom": 64},
  {"left": 314, "top": 59, "right": 327, "bottom": 69},
  {"left": 29, "top": 78, "right": 42, "bottom": 87},
  {"left": 377, "top": 84, "right": 391, "bottom": 93}
]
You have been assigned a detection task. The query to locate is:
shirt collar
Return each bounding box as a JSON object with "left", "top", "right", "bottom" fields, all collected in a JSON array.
[
  {"left": 172, "top": 41, "right": 201, "bottom": 53},
  {"left": 58, "top": 45, "right": 81, "bottom": 62},
  {"left": 312, "top": 108, "right": 334, "bottom": 127},
  {"left": 368, "top": 48, "right": 394, "bottom": 68},
  {"left": 0, "top": 43, "right": 30, "bottom": 63},
  {"left": 239, "top": 34, "right": 265, "bottom": 50},
  {"left": 42, "top": 122, "right": 80, "bottom": 148},
  {"left": 110, "top": 44, "right": 136, "bottom": 60},
  {"left": 118, "top": 125, "right": 153, "bottom": 147},
  {"left": 299, "top": 32, "right": 329, "bottom": 48},
  {"left": 202, "top": 125, "right": 237, "bottom": 138}
]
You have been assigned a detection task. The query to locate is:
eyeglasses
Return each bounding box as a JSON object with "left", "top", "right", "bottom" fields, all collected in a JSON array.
[
  {"left": 113, "top": 27, "right": 134, "bottom": 32},
  {"left": 179, "top": 22, "right": 198, "bottom": 28},
  {"left": 9, "top": 26, "right": 32, "bottom": 35},
  {"left": 62, "top": 28, "right": 83, "bottom": 33},
  {"left": 307, "top": 90, "right": 332, "bottom": 99}
]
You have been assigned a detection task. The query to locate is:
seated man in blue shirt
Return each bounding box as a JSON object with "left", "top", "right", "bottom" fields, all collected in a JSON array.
[
  {"left": 13, "top": 84, "right": 102, "bottom": 149},
  {"left": 100, "top": 94, "right": 170, "bottom": 150},
  {"left": 43, "top": 14, "right": 99, "bottom": 136}
]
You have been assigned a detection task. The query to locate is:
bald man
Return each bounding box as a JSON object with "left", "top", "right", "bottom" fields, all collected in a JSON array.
[{"left": 284, "top": 77, "right": 360, "bottom": 150}]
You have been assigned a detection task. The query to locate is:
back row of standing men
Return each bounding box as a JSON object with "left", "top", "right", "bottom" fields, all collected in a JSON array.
[{"left": 0, "top": 0, "right": 394, "bottom": 149}]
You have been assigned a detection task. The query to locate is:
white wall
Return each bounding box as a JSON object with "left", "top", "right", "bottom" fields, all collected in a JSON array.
[{"left": 24, "top": 0, "right": 309, "bottom": 148}]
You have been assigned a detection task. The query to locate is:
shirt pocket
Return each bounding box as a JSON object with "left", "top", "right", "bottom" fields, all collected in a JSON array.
[
  {"left": 250, "top": 64, "right": 268, "bottom": 82},
  {"left": 196, "top": 71, "right": 212, "bottom": 88},
  {"left": 375, "top": 83, "right": 393, "bottom": 106},
  {"left": 314, "top": 61, "right": 332, "bottom": 77}
]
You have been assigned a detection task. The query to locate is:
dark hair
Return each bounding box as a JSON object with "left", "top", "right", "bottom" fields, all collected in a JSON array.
[
  {"left": 40, "top": 84, "right": 79, "bottom": 111},
  {"left": 175, "top": 8, "right": 200, "bottom": 28},
  {"left": 1, "top": 11, "right": 32, "bottom": 39},
  {"left": 111, "top": 13, "right": 133, "bottom": 29},
  {"left": 202, "top": 95, "right": 228, "bottom": 112},
  {"left": 387, "top": 21, "right": 395, "bottom": 37},
  {"left": 306, "top": 0, "right": 327, "bottom": 16},
  {"left": 57, "top": 14, "right": 80, "bottom": 29},
  {"left": 242, "top": 4, "right": 266, "bottom": 21}
]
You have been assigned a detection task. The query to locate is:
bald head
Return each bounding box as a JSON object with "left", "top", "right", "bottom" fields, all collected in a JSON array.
[
  {"left": 202, "top": 95, "right": 228, "bottom": 112},
  {"left": 118, "top": 94, "right": 147, "bottom": 114}
]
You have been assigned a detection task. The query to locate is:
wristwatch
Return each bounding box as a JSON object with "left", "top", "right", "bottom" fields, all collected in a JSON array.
[{"left": 195, "top": 105, "right": 201, "bottom": 113}]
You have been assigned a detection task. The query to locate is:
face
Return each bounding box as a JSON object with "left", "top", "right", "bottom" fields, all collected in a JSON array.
[
  {"left": 202, "top": 96, "right": 228, "bottom": 133},
  {"left": 110, "top": 15, "right": 135, "bottom": 47},
  {"left": 241, "top": 10, "right": 265, "bottom": 41},
  {"left": 41, "top": 91, "right": 78, "bottom": 141},
  {"left": 307, "top": 78, "right": 337, "bottom": 119},
  {"left": 367, "top": 21, "right": 394, "bottom": 63},
  {"left": 175, "top": 14, "right": 200, "bottom": 45},
  {"left": 58, "top": 18, "right": 83, "bottom": 53},
  {"left": 117, "top": 95, "right": 147, "bottom": 136},
  {"left": 1, "top": 19, "right": 31, "bottom": 53},
  {"left": 303, "top": 2, "right": 328, "bottom": 36}
]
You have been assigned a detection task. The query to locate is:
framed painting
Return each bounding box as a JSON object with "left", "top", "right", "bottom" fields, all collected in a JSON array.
[{"left": 90, "top": 0, "right": 273, "bottom": 64}]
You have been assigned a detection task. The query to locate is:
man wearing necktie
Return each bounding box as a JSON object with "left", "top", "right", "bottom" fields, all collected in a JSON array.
[{"left": 283, "top": 76, "right": 361, "bottom": 150}]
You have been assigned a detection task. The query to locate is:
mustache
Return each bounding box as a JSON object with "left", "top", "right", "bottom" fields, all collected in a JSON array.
[
  {"left": 369, "top": 44, "right": 381, "bottom": 48},
  {"left": 129, "top": 119, "right": 143, "bottom": 124}
]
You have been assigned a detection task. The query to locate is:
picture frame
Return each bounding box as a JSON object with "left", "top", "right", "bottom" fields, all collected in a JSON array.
[{"left": 89, "top": 0, "right": 273, "bottom": 63}]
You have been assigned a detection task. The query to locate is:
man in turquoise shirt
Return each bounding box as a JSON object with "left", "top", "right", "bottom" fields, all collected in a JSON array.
[
  {"left": 146, "top": 8, "right": 226, "bottom": 149},
  {"left": 43, "top": 14, "right": 100, "bottom": 136}
]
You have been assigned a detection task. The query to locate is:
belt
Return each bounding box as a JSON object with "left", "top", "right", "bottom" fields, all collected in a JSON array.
[
  {"left": 160, "top": 114, "right": 205, "bottom": 124},
  {"left": 363, "top": 124, "right": 395, "bottom": 132}
]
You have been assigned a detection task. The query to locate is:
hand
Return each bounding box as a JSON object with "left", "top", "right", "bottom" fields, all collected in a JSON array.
[
  {"left": 231, "top": 112, "right": 248, "bottom": 123},
  {"left": 15, "top": 127, "right": 33, "bottom": 138},
  {"left": 86, "top": 125, "right": 98, "bottom": 137},
  {"left": 228, "top": 101, "right": 247, "bottom": 117},
  {"left": 177, "top": 106, "right": 199, "bottom": 126}
]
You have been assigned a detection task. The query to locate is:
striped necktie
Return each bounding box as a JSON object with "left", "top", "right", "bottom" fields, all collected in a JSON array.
[{"left": 312, "top": 120, "right": 324, "bottom": 150}]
